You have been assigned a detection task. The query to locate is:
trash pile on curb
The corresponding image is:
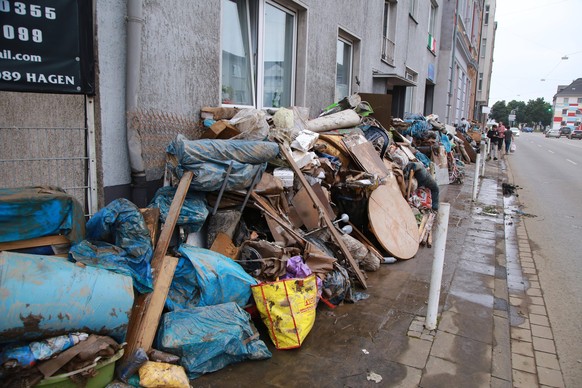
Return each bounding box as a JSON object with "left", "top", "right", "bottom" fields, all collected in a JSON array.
[{"left": 0, "top": 94, "right": 479, "bottom": 386}]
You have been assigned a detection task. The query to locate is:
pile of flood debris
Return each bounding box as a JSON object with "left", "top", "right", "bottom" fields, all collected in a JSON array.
[{"left": 0, "top": 94, "right": 478, "bottom": 386}]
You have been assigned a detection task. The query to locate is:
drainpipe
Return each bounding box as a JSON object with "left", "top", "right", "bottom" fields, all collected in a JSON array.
[
  {"left": 445, "top": 0, "right": 459, "bottom": 125},
  {"left": 126, "top": 0, "right": 147, "bottom": 206}
]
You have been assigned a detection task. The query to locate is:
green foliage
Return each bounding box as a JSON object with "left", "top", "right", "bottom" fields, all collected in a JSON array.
[{"left": 490, "top": 98, "right": 553, "bottom": 127}]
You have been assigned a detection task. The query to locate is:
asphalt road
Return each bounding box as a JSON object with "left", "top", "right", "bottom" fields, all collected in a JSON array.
[{"left": 506, "top": 132, "right": 582, "bottom": 387}]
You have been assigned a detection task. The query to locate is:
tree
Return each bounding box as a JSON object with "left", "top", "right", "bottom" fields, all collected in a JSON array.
[
  {"left": 490, "top": 100, "right": 508, "bottom": 124},
  {"left": 523, "top": 98, "right": 553, "bottom": 127},
  {"left": 507, "top": 100, "right": 526, "bottom": 126}
]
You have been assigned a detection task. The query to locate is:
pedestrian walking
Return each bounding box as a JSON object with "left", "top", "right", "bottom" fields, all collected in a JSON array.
[
  {"left": 497, "top": 122, "right": 507, "bottom": 157},
  {"left": 504, "top": 127, "right": 514, "bottom": 154},
  {"left": 487, "top": 124, "right": 500, "bottom": 160}
]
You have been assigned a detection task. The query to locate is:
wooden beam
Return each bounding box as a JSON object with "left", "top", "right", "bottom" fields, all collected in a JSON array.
[
  {"left": 122, "top": 171, "right": 193, "bottom": 361},
  {"left": 0, "top": 235, "right": 70, "bottom": 251},
  {"left": 279, "top": 145, "right": 367, "bottom": 289}
]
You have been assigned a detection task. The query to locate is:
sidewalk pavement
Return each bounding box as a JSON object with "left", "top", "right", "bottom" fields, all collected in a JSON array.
[{"left": 192, "top": 150, "right": 565, "bottom": 387}]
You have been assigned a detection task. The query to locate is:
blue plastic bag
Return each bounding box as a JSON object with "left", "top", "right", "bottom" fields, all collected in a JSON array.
[
  {"left": 70, "top": 198, "right": 153, "bottom": 293},
  {"left": 166, "top": 245, "right": 258, "bottom": 311},
  {"left": 156, "top": 303, "right": 271, "bottom": 379}
]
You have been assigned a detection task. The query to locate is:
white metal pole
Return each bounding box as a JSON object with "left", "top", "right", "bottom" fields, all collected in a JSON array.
[
  {"left": 482, "top": 140, "right": 487, "bottom": 176},
  {"left": 425, "top": 203, "right": 450, "bottom": 330},
  {"left": 472, "top": 153, "right": 481, "bottom": 201}
]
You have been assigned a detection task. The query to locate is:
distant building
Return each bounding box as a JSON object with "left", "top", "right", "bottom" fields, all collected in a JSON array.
[
  {"left": 551, "top": 78, "right": 582, "bottom": 129},
  {"left": 475, "top": 1, "right": 497, "bottom": 125}
]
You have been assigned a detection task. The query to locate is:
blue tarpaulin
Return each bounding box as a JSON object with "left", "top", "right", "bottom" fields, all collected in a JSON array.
[
  {"left": 0, "top": 186, "right": 85, "bottom": 244},
  {"left": 166, "top": 245, "right": 257, "bottom": 311},
  {"left": 156, "top": 303, "right": 272, "bottom": 379},
  {"left": 166, "top": 135, "right": 279, "bottom": 192},
  {"left": 69, "top": 198, "right": 153, "bottom": 293},
  {"left": 148, "top": 186, "right": 209, "bottom": 234}
]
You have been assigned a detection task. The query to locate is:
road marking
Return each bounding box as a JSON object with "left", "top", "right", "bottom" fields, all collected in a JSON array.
[
  {"left": 548, "top": 150, "right": 555, "bottom": 154},
  {"left": 567, "top": 159, "right": 577, "bottom": 165}
]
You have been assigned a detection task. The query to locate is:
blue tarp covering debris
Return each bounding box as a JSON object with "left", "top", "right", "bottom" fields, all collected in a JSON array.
[
  {"left": 69, "top": 198, "right": 153, "bottom": 293},
  {"left": 0, "top": 186, "right": 85, "bottom": 244},
  {"left": 156, "top": 303, "right": 272, "bottom": 379},
  {"left": 166, "top": 135, "right": 279, "bottom": 192},
  {"left": 148, "top": 186, "right": 209, "bottom": 234},
  {"left": 166, "top": 245, "right": 257, "bottom": 311}
]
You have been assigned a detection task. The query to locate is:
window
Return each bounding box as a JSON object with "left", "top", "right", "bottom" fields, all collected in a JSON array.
[
  {"left": 404, "top": 68, "right": 418, "bottom": 114},
  {"left": 484, "top": 4, "right": 489, "bottom": 25},
  {"left": 478, "top": 73, "right": 483, "bottom": 91},
  {"left": 563, "top": 97, "right": 569, "bottom": 104},
  {"left": 480, "top": 38, "right": 486, "bottom": 58},
  {"left": 578, "top": 97, "right": 582, "bottom": 104},
  {"left": 409, "top": 0, "right": 417, "bottom": 19},
  {"left": 562, "top": 108, "right": 568, "bottom": 115},
  {"left": 427, "top": 1, "right": 437, "bottom": 53},
  {"left": 336, "top": 38, "right": 352, "bottom": 100},
  {"left": 221, "top": 0, "right": 297, "bottom": 108},
  {"left": 382, "top": 1, "right": 397, "bottom": 64}
]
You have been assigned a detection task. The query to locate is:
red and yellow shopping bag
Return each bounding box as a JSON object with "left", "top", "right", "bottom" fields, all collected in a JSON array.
[{"left": 251, "top": 275, "right": 318, "bottom": 349}]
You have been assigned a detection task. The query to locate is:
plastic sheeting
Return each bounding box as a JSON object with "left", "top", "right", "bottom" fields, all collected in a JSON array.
[
  {"left": 166, "top": 135, "right": 279, "bottom": 192},
  {"left": 0, "top": 186, "right": 85, "bottom": 244},
  {"left": 156, "top": 303, "right": 271, "bottom": 379},
  {"left": 148, "top": 186, "right": 209, "bottom": 234},
  {"left": 69, "top": 198, "right": 153, "bottom": 293},
  {"left": 166, "top": 245, "right": 257, "bottom": 311}
]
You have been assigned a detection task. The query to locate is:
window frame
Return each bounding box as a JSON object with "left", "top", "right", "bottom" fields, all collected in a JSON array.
[
  {"left": 220, "top": 0, "right": 298, "bottom": 109},
  {"left": 336, "top": 36, "right": 353, "bottom": 101}
]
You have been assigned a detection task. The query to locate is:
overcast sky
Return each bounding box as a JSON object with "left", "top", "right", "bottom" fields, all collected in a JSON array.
[{"left": 488, "top": 0, "right": 582, "bottom": 106}]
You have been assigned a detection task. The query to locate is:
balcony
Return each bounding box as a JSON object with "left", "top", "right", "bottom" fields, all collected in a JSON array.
[{"left": 381, "top": 36, "right": 395, "bottom": 66}]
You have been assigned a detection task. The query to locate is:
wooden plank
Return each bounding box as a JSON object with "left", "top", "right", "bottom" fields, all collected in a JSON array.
[
  {"left": 122, "top": 171, "right": 193, "bottom": 361},
  {"left": 279, "top": 145, "right": 367, "bottom": 289},
  {"left": 140, "top": 207, "right": 160, "bottom": 247},
  {"left": 291, "top": 186, "right": 320, "bottom": 230},
  {"left": 0, "top": 235, "right": 70, "bottom": 251}
]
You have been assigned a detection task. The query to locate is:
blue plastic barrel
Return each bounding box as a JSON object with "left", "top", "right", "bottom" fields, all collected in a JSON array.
[{"left": 0, "top": 251, "right": 134, "bottom": 343}]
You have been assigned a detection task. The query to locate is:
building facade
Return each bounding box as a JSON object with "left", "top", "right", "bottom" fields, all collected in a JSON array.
[
  {"left": 475, "top": 0, "right": 496, "bottom": 125},
  {"left": 0, "top": 0, "right": 494, "bottom": 210},
  {"left": 551, "top": 78, "right": 582, "bottom": 129}
]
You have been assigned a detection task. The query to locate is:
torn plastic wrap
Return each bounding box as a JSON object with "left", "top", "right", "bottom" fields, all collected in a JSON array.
[
  {"left": 148, "top": 186, "right": 209, "bottom": 234},
  {"left": 156, "top": 303, "right": 271, "bottom": 380},
  {"left": 166, "top": 135, "right": 279, "bottom": 192},
  {"left": 69, "top": 198, "right": 153, "bottom": 294},
  {"left": 165, "top": 245, "right": 258, "bottom": 311},
  {"left": 0, "top": 186, "right": 85, "bottom": 244}
]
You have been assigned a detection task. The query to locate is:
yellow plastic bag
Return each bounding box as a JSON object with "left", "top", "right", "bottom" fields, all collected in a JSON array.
[
  {"left": 138, "top": 361, "right": 189, "bottom": 388},
  {"left": 251, "top": 275, "right": 318, "bottom": 349}
]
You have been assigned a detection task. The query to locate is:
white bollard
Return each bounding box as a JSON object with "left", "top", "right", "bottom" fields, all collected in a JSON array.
[
  {"left": 481, "top": 140, "right": 487, "bottom": 176},
  {"left": 472, "top": 153, "right": 481, "bottom": 201},
  {"left": 424, "top": 203, "right": 451, "bottom": 330}
]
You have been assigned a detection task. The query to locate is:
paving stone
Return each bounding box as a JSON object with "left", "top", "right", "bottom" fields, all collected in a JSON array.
[
  {"left": 491, "top": 376, "right": 512, "bottom": 388},
  {"left": 535, "top": 351, "right": 561, "bottom": 370},
  {"left": 520, "top": 261, "right": 535, "bottom": 268},
  {"left": 529, "top": 280, "right": 541, "bottom": 289},
  {"left": 512, "top": 353, "right": 536, "bottom": 373},
  {"left": 529, "top": 313, "right": 550, "bottom": 327},
  {"left": 512, "top": 369, "right": 538, "bottom": 387},
  {"left": 514, "top": 318, "right": 530, "bottom": 329},
  {"left": 537, "top": 366, "right": 565, "bottom": 387},
  {"left": 529, "top": 304, "right": 547, "bottom": 315},
  {"left": 531, "top": 324, "right": 553, "bottom": 340},
  {"left": 392, "top": 337, "right": 432, "bottom": 369},
  {"left": 430, "top": 331, "right": 492, "bottom": 373},
  {"left": 511, "top": 327, "right": 532, "bottom": 342},
  {"left": 532, "top": 337, "right": 556, "bottom": 354},
  {"left": 421, "top": 355, "right": 490, "bottom": 388},
  {"left": 438, "top": 310, "right": 493, "bottom": 344},
  {"left": 522, "top": 267, "right": 536, "bottom": 275},
  {"left": 509, "top": 296, "right": 523, "bottom": 306},
  {"left": 492, "top": 315, "right": 512, "bottom": 381},
  {"left": 529, "top": 296, "right": 544, "bottom": 305},
  {"left": 512, "top": 340, "right": 534, "bottom": 357},
  {"left": 526, "top": 287, "right": 542, "bottom": 297}
]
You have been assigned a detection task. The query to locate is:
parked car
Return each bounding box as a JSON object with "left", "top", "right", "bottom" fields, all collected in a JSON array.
[
  {"left": 569, "top": 129, "right": 582, "bottom": 140},
  {"left": 510, "top": 127, "right": 520, "bottom": 137},
  {"left": 522, "top": 127, "right": 533, "bottom": 133},
  {"left": 545, "top": 129, "right": 561, "bottom": 138},
  {"left": 559, "top": 126, "right": 574, "bottom": 137}
]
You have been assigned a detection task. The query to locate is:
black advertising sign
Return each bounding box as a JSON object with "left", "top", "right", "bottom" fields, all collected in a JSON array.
[{"left": 0, "top": 0, "right": 94, "bottom": 94}]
